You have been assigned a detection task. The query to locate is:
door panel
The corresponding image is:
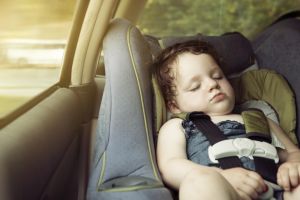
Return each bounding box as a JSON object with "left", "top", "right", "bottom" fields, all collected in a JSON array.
[{"left": 0, "top": 88, "right": 83, "bottom": 200}]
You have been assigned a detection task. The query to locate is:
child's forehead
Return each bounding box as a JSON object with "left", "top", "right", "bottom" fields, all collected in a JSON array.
[{"left": 176, "top": 53, "right": 219, "bottom": 71}]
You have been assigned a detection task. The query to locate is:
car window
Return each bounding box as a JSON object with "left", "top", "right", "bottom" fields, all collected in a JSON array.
[
  {"left": 0, "top": 0, "right": 76, "bottom": 118},
  {"left": 138, "top": 0, "right": 300, "bottom": 38}
]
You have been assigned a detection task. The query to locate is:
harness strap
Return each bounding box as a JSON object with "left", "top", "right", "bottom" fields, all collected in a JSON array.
[
  {"left": 242, "top": 109, "right": 271, "bottom": 142},
  {"left": 187, "top": 110, "right": 278, "bottom": 183},
  {"left": 187, "top": 112, "right": 243, "bottom": 169},
  {"left": 242, "top": 109, "right": 278, "bottom": 183}
]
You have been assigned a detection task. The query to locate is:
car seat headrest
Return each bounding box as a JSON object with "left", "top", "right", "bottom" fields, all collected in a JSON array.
[{"left": 146, "top": 32, "right": 255, "bottom": 75}]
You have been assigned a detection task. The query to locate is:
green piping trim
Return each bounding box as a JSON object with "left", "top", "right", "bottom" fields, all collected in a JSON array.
[
  {"left": 98, "top": 183, "right": 164, "bottom": 192},
  {"left": 126, "top": 26, "right": 160, "bottom": 181},
  {"left": 97, "top": 151, "right": 107, "bottom": 189}
]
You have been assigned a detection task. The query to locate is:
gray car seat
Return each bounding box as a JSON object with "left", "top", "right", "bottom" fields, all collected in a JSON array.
[
  {"left": 86, "top": 18, "right": 261, "bottom": 199},
  {"left": 253, "top": 17, "right": 300, "bottom": 142},
  {"left": 86, "top": 18, "right": 173, "bottom": 200}
]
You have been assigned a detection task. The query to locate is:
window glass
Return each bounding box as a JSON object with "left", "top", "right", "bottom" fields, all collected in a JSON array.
[
  {"left": 0, "top": 0, "right": 76, "bottom": 117},
  {"left": 138, "top": 0, "right": 300, "bottom": 38}
]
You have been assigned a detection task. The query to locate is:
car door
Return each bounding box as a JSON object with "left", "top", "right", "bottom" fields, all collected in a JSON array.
[{"left": 0, "top": 0, "right": 114, "bottom": 199}]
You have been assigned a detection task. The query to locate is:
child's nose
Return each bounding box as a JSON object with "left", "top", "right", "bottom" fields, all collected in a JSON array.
[{"left": 206, "top": 78, "right": 219, "bottom": 91}]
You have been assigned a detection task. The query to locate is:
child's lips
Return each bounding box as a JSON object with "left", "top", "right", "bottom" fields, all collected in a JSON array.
[{"left": 210, "top": 93, "right": 225, "bottom": 102}]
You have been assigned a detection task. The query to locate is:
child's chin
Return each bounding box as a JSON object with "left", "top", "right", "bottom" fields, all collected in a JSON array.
[{"left": 211, "top": 106, "right": 234, "bottom": 116}]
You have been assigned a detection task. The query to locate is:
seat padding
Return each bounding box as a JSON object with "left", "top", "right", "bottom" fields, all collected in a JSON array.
[
  {"left": 253, "top": 18, "right": 300, "bottom": 143},
  {"left": 87, "top": 18, "right": 173, "bottom": 199}
]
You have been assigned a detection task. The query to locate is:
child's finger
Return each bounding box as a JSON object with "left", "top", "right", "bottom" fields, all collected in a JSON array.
[
  {"left": 279, "top": 169, "right": 291, "bottom": 191},
  {"left": 243, "top": 180, "right": 260, "bottom": 198},
  {"left": 288, "top": 166, "right": 299, "bottom": 187},
  {"left": 247, "top": 172, "right": 266, "bottom": 193},
  {"left": 236, "top": 187, "right": 253, "bottom": 200},
  {"left": 277, "top": 174, "right": 282, "bottom": 186}
]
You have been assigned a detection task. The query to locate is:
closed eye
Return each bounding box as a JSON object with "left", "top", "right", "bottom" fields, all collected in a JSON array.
[
  {"left": 189, "top": 85, "right": 200, "bottom": 91},
  {"left": 213, "top": 76, "right": 223, "bottom": 80},
  {"left": 212, "top": 73, "right": 223, "bottom": 80}
]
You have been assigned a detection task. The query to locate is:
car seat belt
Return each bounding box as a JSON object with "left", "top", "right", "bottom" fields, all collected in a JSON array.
[{"left": 187, "top": 110, "right": 278, "bottom": 183}]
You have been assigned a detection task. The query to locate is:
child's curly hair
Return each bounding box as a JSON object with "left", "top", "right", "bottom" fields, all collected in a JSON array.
[{"left": 153, "top": 40, "right": 223, "bottom": 108}]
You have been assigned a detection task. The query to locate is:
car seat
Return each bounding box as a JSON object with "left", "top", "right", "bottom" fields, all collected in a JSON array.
[
  {"left": 86, "top": 18, "right": 173, "bottom": 200},
  {"left": 87, "top": 16, "right": 300, "bottom": 199},
  {"left": 253, "top": 16, "right": 300, "bottom": 140}
]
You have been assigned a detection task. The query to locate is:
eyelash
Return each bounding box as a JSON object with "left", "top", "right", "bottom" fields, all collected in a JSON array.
[
  {"left": 189, "top": 74, "right": 222, "bottom": 91},
  {"left": 213, "top": 74, "right": 223, "bottom": 80},
  {"left": 190, "top": 85, "right": 200, "bottom": 91}
]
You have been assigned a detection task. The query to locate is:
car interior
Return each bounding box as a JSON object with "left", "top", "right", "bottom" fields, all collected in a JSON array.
[{"left": 0, "top": 1, "right": 300, "bottom": 200}]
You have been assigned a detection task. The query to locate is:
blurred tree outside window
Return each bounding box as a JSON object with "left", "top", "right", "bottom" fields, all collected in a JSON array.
[
  {"left": 138, "top": 0, "right": 300, "bottom": 38},
  {"left": 0, "top": 0, "right": 76, "bottom": 118}
]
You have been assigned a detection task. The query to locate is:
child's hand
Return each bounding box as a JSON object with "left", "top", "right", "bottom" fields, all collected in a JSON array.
[
  {"left": 277, "top": 161, "right": 300, "bottom": 191},
  {"left": 221, "top": 167, "right": 267, "bottom": 200}
]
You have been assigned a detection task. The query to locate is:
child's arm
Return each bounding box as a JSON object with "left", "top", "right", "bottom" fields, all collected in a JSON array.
[
  {"left": 156, "top": 118, "right": 219, "bottom": 189},
  {"left": 157, "top": 118, "right": 266, "bottom": 199},
  {"left": 268, "top": 118, "right": 300, "bottom": 191}
]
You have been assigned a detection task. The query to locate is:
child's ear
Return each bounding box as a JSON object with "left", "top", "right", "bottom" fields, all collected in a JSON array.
[{"left": 167, "top": 100, "right": 181, "bottom": 114}]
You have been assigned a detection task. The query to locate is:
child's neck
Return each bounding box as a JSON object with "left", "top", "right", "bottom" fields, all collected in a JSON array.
[{"left": 210, "top": 113, "right": 243, "bottom": 124}]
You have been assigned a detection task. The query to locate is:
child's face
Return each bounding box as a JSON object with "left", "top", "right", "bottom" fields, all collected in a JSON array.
[{"left": 169, "top": 53, "right": 235, "bottom": 116}]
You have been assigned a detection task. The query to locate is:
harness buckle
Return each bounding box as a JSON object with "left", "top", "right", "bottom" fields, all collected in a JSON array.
[{"left": 208, "top": 138, "right": 279, "bottom": 163}]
